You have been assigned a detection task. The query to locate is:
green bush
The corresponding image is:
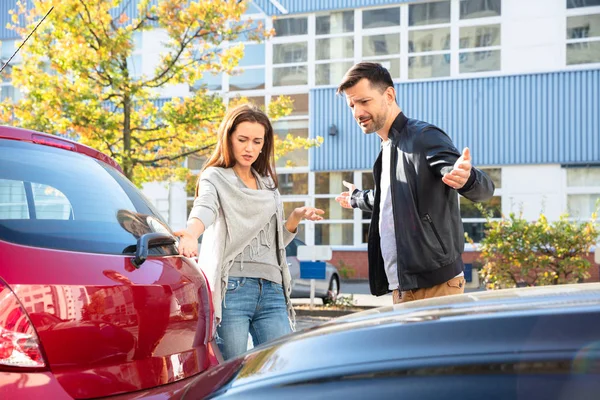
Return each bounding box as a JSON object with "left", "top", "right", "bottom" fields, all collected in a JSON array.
[{"left": 475, "top": 208, "right": 599, "bottom": 290}]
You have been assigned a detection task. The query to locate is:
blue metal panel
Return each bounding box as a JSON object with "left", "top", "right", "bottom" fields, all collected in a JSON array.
[
  {"left": 253, "top": 0, "right": 411, "bottom": 16},
  {"left": 0, "top": 0, "right": 31, "bottom": 40},
  {"left": 310, "top": 69, "right": 600, "bottom": 171}
]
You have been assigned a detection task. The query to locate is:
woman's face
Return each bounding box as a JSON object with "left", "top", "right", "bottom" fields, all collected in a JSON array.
[{"left": 230, "top": 121, "right": 266, "bottom": 168}]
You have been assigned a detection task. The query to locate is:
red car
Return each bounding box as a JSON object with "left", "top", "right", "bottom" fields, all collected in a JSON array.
[{"left": 0, "top": 127, "right": 220, "bottom": 399}]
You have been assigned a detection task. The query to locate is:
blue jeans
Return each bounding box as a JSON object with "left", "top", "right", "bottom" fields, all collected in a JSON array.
[{"left": 217, "top": 277, "right": 291, "bottom": 360}]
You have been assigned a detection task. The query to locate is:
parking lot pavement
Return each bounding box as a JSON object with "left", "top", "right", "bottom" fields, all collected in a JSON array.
[{"left": 295, "top": 316, "right": 331, "bottom": 332}]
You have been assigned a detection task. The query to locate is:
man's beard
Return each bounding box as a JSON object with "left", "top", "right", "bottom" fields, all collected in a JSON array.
[{"left": 359, "top": 114, "right": 385, "bottom": 134}]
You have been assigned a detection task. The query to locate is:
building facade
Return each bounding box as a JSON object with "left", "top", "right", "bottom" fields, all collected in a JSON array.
[{"left": 1, "top": 0, "right": 598, "bottom": 278}]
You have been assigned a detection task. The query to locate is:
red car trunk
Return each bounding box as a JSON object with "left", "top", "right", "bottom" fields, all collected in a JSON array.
[{"left": 0, "top": 240, "right": 212, "bottom": 399}]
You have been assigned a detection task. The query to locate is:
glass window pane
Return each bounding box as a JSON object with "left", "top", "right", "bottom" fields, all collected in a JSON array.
[
  {"left": 315, "top": 223, "right": 353, "bottom": 245},
  {"left": 460, "top": 25, "right": 501, "bottom": 49},
  {"left": 480, "top": 168, "right": 501, "bottom": 188},
  {"left": 273, "top": 66, "right": 308, "bottom": 86},
  {"left": 316, "top": 37, "right": 354, "bottom": 60},
  {"left": 363, "top": 33, "right": 400, "bottom": 57},
  {"left": 196, "top": 72, "right": 222, "bottom": 91},
  {"left": 0, "top": 86, "right": 21, "bottom": 102},
  {"left": 316, "top": 61, "right": 354, "bottom": 85},
  {"left": 567, "top": 194, "right": 600, "bottom": 219},
  {"left": 567, "top": 14, "right": 600, "bottom": 39},
  {"left": 273, "top": 17, "right": 308, "bottom": 36},
  {"left": 315, "top": 171, "right": 354, "bottom": 194},
  {"left": 409, "top": 1, "right": 451, "bottom": 26},
  {"left": 1, "top": 40, "right": 15, "bottom": 60},
  {"left": 316, "top": 11, "right": 354, "bottom": 34},
  {"left": 567, "top": 0, "right": 600, "bottom": 9},
  {"left": 409, "top": 27, "right": 451, "bottom": 53},
  {"left": 272, "top": 94, "right": 309, "bottom": 116},
  {"left": 460, "top": 196, "right": 501, "bottom": 218},
  {"left": 460, "top": 0, "right": 501, "bottom": 19},
  {"left": 229, "top": 68, "right": 265, "bottom": 90},
  {"left": 278, "top": 174, "right": 308, "bottom": 195},
  {"left": 0, "top": 139, "right": 174, "bottom": 255},
  {"left": 273, "top": 42, "right": 308, "bottom": 64},
  {"left": 409, "top": 54, "right": 451, "bottom": 79},
  {"left": 316, "top": 198, "right": 354, "bottom": 220},
  {"left": 32, "top": 183, "right": 72, "bottom": 220},
  {"left": 362, "top": 172, "right": 374, "bottom": 189},
  {"left": 0, "top": 179, "right": 27, "bottom": 219},
  {"left": 239, "top": 44, "right": 265, "bottom": 66},
  {"left": 363, "top": 7, "right": 400, "bottom": 29},
  {"left": 567, "top": 167, "right": 600, "bottom": 186},
  {"left": 459, "top": 50, "right": 500, "bottom": 73},
  {"left": 463, "top": 222, "right": 486, "bottom": 243},
  {"left": 275, "top": 126, "right": 309, "bottom": 168},
  {"left": 567, "top": 40, "right": 600, "bottom": 65}
]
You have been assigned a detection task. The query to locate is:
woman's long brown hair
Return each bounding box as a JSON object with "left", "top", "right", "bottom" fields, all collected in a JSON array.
[{"left": 198, "top": 103, "right": 278, "bottom": 195}]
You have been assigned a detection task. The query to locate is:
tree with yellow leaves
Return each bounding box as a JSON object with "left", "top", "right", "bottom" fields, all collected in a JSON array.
[{"left": 0, "top": 0, "right": 321, "bottom": 185}]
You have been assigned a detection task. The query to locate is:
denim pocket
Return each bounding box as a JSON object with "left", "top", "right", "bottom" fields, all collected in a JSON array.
[
  {"left": 227, "top": 277, "right": 246, "bottom": 293},
  {"left": 271, "top": 282, "right": 284, "bottom": 295}
]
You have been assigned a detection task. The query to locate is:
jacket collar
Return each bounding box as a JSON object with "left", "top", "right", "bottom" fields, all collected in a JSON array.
[{"left": 386, "top": 111, "right": 408, "bottom": 144}]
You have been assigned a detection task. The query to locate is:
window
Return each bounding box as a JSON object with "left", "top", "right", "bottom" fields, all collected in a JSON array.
[
  {"left": 458, "top": 1, "right": 502, "bottom": 74},
  {"left": 409, "top": 1, "right": 451, "bottom": 26},
  {"left": 273, "top": 17, "right": 308, "bottom": 36},
  {"left": 567, "top": 0, "right": 600, "bottom": 8},
  {"left": 566, "top": 13, "right": 600, "bottom": 65},
  {"left": 460, "top": 167, "right": 502, "bottom": 243},
  {"left": 272, "top": 93, "right": 309, "bottom": 116},
  {"left": 229, "top": 68, "right": 265, "bottom": 90},
  {"left": 314, "top": 171, "right": 354, "bottom": 246},
  {"left": 274, "top": 119, "right": 309, "bottom": 168},
  {"left": 0, "top": 139, "right": 175, "bottom": 255},
  {"left": 195, "top": 72, "right": 222, "bottom": 91},
  {"left": 460, "top": 0, "right": 501, "bottom": 19},
  {"left": 228, "top": 42, "right": 266, "bottom": 91},
  {"left": 566, "top": 167, "right": 600, "bottom": 219},
  {"left": 273, "top": 42, "right": 308, "bottom": 64},
  {"left": 316, "top": 10, "right": 354, "bottom": 34},
  {"left": 361, "top": 7, "right": 401, "bottom": 79},
  {"left": 272, "top": 41, "right": 308, "bottom": 86},
  {"left": 461, "top": 195, "right": 502, "bottom": 243},
  {"left": 409, "top": 1, "right": 451, "bottom": 79},
  {"left": 363, "top": 7, "right": 400, "bottom": 29},
  {"left": 278, "top": 174, "right": 308, "bottom": 195},
  {"left": 316, "top": 11, "right": 355, "bottom": 86}
]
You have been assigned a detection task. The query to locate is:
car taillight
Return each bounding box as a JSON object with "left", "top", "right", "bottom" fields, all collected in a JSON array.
[{"left": 0, "top": 281, "right": 46, "bottom": 369}]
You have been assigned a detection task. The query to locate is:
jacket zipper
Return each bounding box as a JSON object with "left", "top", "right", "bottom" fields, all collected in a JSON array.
[{"left": 425, "top": 214, "right": 448, "bottom": 254}]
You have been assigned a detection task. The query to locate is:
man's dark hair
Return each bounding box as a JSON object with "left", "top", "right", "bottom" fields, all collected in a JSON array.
[{"left": 336, "top": 62, "right": 394, "bottom": 95}]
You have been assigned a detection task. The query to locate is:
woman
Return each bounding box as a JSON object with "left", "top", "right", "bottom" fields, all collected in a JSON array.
[{"left": 175, "top": 104, "right": 324, "bottom": 360}]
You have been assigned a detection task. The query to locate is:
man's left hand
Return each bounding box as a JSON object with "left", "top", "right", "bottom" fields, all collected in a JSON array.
[{"left": 442, "top": 147, "right": 472, "bottom": 190}]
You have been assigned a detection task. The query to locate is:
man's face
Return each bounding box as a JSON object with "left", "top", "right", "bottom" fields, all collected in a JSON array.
[{"left": 344, "top": 78, "right": 392, "bottom": 134}]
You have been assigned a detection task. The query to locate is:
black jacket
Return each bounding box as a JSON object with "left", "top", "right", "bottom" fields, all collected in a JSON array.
[{"left": 351, "top": 113, "right": 495, "bottom": 296}]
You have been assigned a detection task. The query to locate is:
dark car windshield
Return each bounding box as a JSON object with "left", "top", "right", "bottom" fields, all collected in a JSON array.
[{"left": 0, "top": 138, "right": 176, "bottom": 255}]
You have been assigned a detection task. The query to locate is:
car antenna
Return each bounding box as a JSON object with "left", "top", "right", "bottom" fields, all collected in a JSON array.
[{"left": 0, "top": 6, "right": 54, "bottom": 75}]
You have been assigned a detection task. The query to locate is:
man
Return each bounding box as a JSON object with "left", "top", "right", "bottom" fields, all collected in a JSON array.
[{"left": 335, "top": 62, "right": 495, "bottom": 304}]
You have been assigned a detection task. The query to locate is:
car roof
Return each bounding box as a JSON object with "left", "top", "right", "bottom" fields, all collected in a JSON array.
[
  {"left": 202, "top": 283, "right": 600, "bottom": 395},
  {"left": 0, "top": 125, "right": 122, "bottom": 172}
]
